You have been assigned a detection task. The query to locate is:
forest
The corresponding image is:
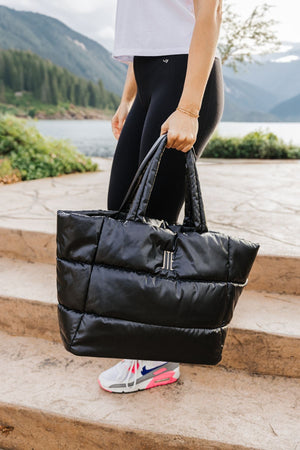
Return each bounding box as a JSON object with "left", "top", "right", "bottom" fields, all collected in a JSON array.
[{"left": 0, "top": 48, "right": 119, "bottom": 110}]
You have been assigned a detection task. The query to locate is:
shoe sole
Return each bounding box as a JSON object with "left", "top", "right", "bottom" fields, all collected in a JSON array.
[{"left": 98, "top": 366, "right": 180, "bottom": 394}]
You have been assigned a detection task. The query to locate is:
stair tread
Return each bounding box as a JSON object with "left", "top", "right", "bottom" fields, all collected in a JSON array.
[
  {"left": 230, "top": 290, "right": 300, "bottom": 337},
  {"left": 0, "top": 255, "right": 57, "bottom": 304},
  {"left": 0, "top": 255, "right": 299, "bottom": 338},
  {"left": 0, "top": 330, "right": 299, "bottom": 450}
]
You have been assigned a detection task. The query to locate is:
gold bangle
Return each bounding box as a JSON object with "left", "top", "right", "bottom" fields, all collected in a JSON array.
[{"left": 176, "top": 107, "right": 199, "bottom": 118}]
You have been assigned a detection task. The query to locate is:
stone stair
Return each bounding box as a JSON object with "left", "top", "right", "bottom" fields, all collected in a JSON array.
[
  {"left": 0, "top": 330, "right": 299, "bottom": 450},
  {"left": 0, "top": 159, "right": 299, "bottom": 449}
]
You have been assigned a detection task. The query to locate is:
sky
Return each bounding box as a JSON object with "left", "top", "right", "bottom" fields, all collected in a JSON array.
[{"left": 0, "top": 0, "right": 299, "bottom": 52}]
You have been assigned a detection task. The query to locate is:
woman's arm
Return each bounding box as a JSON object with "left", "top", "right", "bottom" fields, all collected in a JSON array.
[
  {"left": 111, "top": 61, "right": 137, "bottom": 140},
  {"left": 160, "top": 0, "right": 223, "bottom": 152},
  {"left": 120, "top": 62, "right": 137, "bottom": 105}
]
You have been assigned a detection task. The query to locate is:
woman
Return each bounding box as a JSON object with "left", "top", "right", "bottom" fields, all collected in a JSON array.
[{"left": 98, "top": 0, "right": 224, "bottom": 393}]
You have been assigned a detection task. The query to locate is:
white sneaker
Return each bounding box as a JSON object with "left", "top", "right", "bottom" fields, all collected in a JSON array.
[{"left": 98, "top": 359, "right": 180, "bottom": 393}]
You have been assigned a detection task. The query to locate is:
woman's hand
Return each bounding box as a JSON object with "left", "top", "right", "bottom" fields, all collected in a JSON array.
[
  {"left": 160, "top": 109, "right": 199, "bottom": 153},
  {"left": 111, "top": 100, "right": 133, "bottom": 140}
]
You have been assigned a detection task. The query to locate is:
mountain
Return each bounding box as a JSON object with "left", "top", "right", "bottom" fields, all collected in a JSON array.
[
  {"left": 270, "top": 93, "right": 300, "bottom": 121},
  {"left": 0, "top": 5, "right": 126, "bottom": 97},
  {"left": 222, "top": 75, "right": 278, "bottom": 121},
  {"left": 222, "top": 42, "right": 300, "bottom": 105}
]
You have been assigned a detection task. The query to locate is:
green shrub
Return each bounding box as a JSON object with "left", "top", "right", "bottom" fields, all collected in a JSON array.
[
  {"left": 0, "top": 114, "right": 98, "bottom": 181},
  {"left": 0, "top": 156, "right": 22, "bottom": 183},
  {"left": 203, "top": 130, "right": 300, "bottom": 159}
]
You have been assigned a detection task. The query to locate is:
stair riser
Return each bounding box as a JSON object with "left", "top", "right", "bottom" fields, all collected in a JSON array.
[
  {"left": 0, "top": 228, "right": 299, "bottom": 295},
  {"left": 250, "top": 255, "right": 300, "bottom": 295},
  {"left": 0, "top": 403, "right": 253, "bottom": 450},
  {"left": 0, "top": 296, "right": 299, "bottom": 378},
  {"left": 220, "top": 328, "right": 300, "bottom": 378},
  {"left": 0, "top": 228, "right": 55, "bottom": 265}
]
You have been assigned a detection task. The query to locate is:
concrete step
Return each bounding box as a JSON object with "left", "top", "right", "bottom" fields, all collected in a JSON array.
[
  {"left": 0, "top": 256, "right": 299, "bottom": 378},
  {"left": 0, "top": 225, "right": 299, "bottom": 295},
  {"left": 0, "top": 226, "right": 55, "bottom": 265},
  {"left": 0, "top": 330, "right": 299, "bottom": 450}
]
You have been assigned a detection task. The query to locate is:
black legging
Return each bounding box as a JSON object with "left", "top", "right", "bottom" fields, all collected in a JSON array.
[{"left": 107, "top": 54, "right": 224, "bottom": 224}]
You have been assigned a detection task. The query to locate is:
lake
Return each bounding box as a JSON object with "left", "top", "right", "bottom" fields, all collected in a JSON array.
[{"left": 34, "top": 120, "right": 300, "bottom": 158}]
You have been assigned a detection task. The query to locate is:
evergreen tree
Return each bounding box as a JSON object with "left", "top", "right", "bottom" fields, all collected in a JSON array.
[
  {"left": 0, "top": 79, "right": 6, "bottom": 102},
  {"left": 0, "top": 48, "right": 119, "bottom": 109}
]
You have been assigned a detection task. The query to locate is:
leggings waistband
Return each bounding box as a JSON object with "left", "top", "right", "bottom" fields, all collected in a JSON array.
[{"left": 133, "top": 54, "right": 220, "bottom": 62}]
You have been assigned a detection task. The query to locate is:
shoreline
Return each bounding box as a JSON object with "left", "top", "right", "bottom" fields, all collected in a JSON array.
[{"left": 0, "top": 103, "right": 114, "bottom": 121}]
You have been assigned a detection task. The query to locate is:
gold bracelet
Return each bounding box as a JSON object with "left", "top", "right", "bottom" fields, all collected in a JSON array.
[{"left": 176, "top": 107, "right": 199, "bottom": 118}]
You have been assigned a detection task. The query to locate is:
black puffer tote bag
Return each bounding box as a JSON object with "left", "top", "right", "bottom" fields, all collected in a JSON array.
[{"left": 56, "top": 133, "right": 260, "bottom": 364}]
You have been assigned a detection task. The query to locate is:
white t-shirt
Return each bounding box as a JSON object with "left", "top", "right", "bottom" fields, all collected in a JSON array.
[{"left": 112, "top": 0, "right": 221, "bottom": 64}]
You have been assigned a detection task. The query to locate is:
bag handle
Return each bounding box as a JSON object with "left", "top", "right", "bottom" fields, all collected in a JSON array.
[
  {"left": 117, "top": 133, "right": 167, "bottom": 214},
  {"left": 182, "top": 146, "right": 208, "bottom": 231},
  {"left": 120, "top": 133, "right": 207, "bottom": 233}
]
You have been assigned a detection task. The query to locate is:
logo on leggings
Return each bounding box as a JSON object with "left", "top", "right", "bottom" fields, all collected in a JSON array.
[
  {"left": 162, "top": 58, "right": 169, "bottom": 63},
  {"left": 162, "top": 250, "right": 174, "bottom": 270}
]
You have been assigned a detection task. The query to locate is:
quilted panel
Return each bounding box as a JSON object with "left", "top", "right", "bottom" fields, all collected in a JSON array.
[
  {"left": 56, "top": 212, "right": 104, "bottom": 264},
  {"left": 57, "top": 304, "right": 227, "bottom": 365},
  {"left": 56, "top": 258, "right": 92, "bottom": 311},
  {"left": 57, "top": 303, "right": 83, "bottom": 348},
  {"left": 95, "top": 218, "right": 174, "bottom": 272},
  {"left": 85, "top": 264, "right": 234, "bottom": 328},
  {"left": 173, "top": 231, "right": 228, "bottom": 281},
  {"left": 228, "top": 236, "right": 261, "bottom": 283}
]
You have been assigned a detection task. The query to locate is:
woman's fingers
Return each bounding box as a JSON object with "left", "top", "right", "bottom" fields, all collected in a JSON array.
[
  {"left": 111, "top": 102, "right": 132, "bottom": 140},
  {"left": 112, "top": 115, "right": 125, "bottom": 140},
  {"left": 111, "top": 114, "right": 120, "bottom": 139},
  {"left": 167, "top": 131, "right": 196, "bottom": 152},
  {"left": 160, "top": 110, "right": 198, "bottom": 152}
]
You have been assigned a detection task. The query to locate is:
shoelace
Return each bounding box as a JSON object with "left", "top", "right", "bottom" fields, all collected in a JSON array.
[{"left": 123, "top": 359, "right": 141, "bottom": 389}]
